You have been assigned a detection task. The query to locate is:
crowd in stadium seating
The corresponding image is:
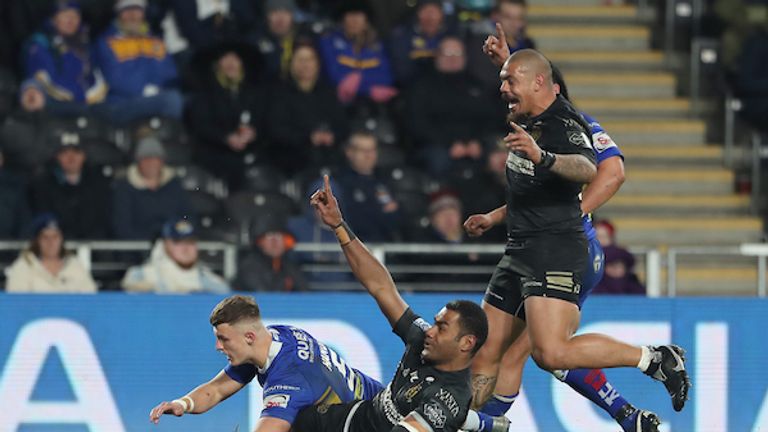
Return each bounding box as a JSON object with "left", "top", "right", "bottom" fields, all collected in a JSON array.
[{"left": 0, "top": 0, "right": 653, "bottom": 294}]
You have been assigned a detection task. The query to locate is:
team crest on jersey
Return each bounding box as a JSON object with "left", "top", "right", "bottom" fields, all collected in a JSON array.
[
  {"left": 404, "top": 383, "right": 423, "bottom": 402},
  {"left": 423, "top": 401, "right": 447, "bottom": 428},
  {"left": 568, "top": 131, "right": 591, "bottom": 149}
]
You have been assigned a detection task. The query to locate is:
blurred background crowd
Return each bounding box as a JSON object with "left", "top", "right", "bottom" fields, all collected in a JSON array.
[{"left": 0, "top": 0, "right": 764, "bottom": 294}]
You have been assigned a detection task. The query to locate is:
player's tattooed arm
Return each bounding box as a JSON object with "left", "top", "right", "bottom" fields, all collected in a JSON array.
[
  {"left": 470, "top": 374, "right": 498, "bottom": 409},
  {"left": 550, "top": 153, "right": 597, "bottom": 183}
]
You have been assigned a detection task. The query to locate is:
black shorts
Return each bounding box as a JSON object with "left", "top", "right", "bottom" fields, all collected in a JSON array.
[
  {"left": 484, "top": 234, "right": 588, "bottom": 320},
  {"left": 293, "top": 400, "right": 366, "bottom": 432}
]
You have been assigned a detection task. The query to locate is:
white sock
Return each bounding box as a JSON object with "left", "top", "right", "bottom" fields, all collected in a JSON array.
[
  {"left": 637, "top": 345, "right": 653, "bottom": 372},
  {"left": 461, "top": 410, "right": 481, "bottom": 431}
]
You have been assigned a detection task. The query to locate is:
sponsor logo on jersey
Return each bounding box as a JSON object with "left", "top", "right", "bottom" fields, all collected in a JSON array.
[
  {"left": 568, "top": 131, "right": 591, "bottom": 149},
  {"left": 592, "top": 131, "right": 616, "bottom": 152},
  {"left": 413, "top": 318, "right": 431, "bottom": 332},
  {"left": 436, "top": 389, "right": 460, "bottom": 416},
  {"left": 264, "top": 394, "right": 290, "bottom": 409},
  {"left": 423, "top": 401, "right": 447, "bottom": 428},
  {"left": 264, "top": 385, "right": 301, "bottom": 394},
  {"left": 506, "top": 151, "right": 535, "bottom": 176},
  {"left": 404, "top": 383, "right": 422, "bottom": 402}
]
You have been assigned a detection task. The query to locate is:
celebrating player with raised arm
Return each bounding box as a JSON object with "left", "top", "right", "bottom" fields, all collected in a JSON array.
[{"left": 293, "top": 175, "right": 505, "bottom": 432}]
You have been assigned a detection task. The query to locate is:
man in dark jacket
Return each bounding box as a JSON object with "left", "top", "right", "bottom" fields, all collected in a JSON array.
[
  {"left": 112, "top": 136, "right": 193, "bottom": 239},
  {"left": 234, "top": 216, "right": 308, "bottom": 292},
  {"left": 186, "top": 47, "right": 267, "bottom": 190},
  {"left": 335, "top": 130, "right": 401, "bottom": 242},
  {"left": 30, "top": 135, "right": 111, "bottom": 239},
  {"left": 0, "top": 147, "right": 28, "bottom": 239},
  {"left": 0, "top": 80, "right": 55, "bottom": 175}
]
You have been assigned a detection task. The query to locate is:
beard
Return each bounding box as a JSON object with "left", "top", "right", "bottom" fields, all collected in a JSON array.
[{"left": 506, "top": 109, "right": 529, "bottom": 125}]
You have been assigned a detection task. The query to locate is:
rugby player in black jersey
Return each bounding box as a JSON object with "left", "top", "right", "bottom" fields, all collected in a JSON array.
[
  {"left": 292, "top": 175, "right": 493, "bottom": 432},
  {"left": 464, "top": 48, "right": 691, "bottom": 417}
]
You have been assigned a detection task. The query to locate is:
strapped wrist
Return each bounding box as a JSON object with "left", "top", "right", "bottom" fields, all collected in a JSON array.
[
  {"left": 538, "top": 150, "right": 556, "bottom": 169},
  {"left": 334, "top": 221, "right": 356, "bottom": 246}
]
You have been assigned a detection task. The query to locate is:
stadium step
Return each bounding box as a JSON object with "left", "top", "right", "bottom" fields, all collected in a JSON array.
[
  {"left": 636, "top": 266, "right": 763, "bottom": 296},
  {"left": 530, "top": 25, "right": 649, "bottom": 51},
  {"left": 599, "top": 194, "right": 751, "bottom": 216},
  {"left": 612, "top": 217, "right": 764, "bottom": 246},
  {"left": 619, "top": 145, "right": 723, "bottom": 166},
  {"left": 620, "top": 168, "right": 734, "bottom": 195},
  {"left": 548, "top": 50, "right": 666, "bottom": 71},
  {"left": 565, "top": 72, "right": 676, "bottom": 99},
  {"left": 598, "top": 119, "right": 706, "bottom": 144},
  {"left": 574, "top": 97, "right": 692, "bottom": 118},
  {"left": 528, "top": 5, "right": 642, "bottom": 24}
]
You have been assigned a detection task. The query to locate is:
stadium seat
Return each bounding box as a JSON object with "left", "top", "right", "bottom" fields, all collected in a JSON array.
[
  {"left": 224, "top": 191, "right": 296, "bottom": 244},
  {"left": 176, "top": 165, "right": 228, "bottom": 198},
  {"left": 242, "top": 164, "right": 286, "bottom": 193},
  {"left": 383, "top": 166, "right": 439, "bottom": 195}
]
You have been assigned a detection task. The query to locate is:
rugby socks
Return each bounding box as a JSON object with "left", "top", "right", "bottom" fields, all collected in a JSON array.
[
  {"left": 637, "top": 345, "right": 654, "bottom": 372},
  {"left": 472, "top": 411, "right": 500, "bottom": 432},
  {"left": 559, "top": 369, "right": 633, "bottom": 427},
  {"left": 480, "top": 392, "right": 518, "bottom": 416}
]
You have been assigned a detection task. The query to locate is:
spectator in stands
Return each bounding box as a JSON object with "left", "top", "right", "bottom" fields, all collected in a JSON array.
[
  {"left": 593, "top": 244, "right": 646, "bottom": 296},
  {"left": 29, "top": 134, "right": 111, "bottom": 239},
  {"left": 94, "top": 0, "right": 182, "bottom": 125},
  {"left": 156, "top": 0, "right": 258, "bottom": 52},
  {"left": 267, "top": 44, "right": 347, "bottom": 174},
  {"left": 251, "top": 0, "right": 312, "bottom": 82},
  {"left": 121, "top": 218, "right": 230, "bottom": 293},
  {"left": 0, "top": 147, "right": 29, "bottom": 239},
  {"left": 23, "top": 1, "right": 107, "bottom": 118},
  {"left": 389, "top": 0, "right": 453, "bottom": 85},
  {"left": 592, "top": 219, "right": 645, "bottom": 295},
  {"left": 112, "top": 136, "right": 192, "bottom": 239},
  {"left": 318, "top": 2, "right": 398, "bottom": 104},
  {"left": 465, "top": 0, "right": 534, "bottom": 89},
  {"left": 234, "top": 216, "right": 308, "bottom": 292},
  {"left": 186, "top": 47, "right": 266, "bottom": 190},
  {"left": 407, "top": 37, "right": 500, "bottom": 174},
  {"left": 417, "top": 191, "right": 466, "bottom": 243},
  {"left": 5, "top": 213, "right": 97, "bottom": 293},
  {"left": 287, "top": 177, "right": 354, "bottom": 284},
  {"left": 336, "top": 130, "right": 402, "bottom": 242},
  {"left": 0, "top": 79, "right": 54, "bottom": 174}
]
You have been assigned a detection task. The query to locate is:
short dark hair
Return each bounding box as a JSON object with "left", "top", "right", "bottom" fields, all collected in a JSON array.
[
  {"left": 345, "top": 130, "right": 377, "bottom": 148},
  {"left": 550, "top": 62, "right": 570, "bottom": 101},
  {"left": 209, "top": 295, "right": 261, "bottom": 326},
  {"left": 445, "top": 300, "right": 488, "bottom": 355},
  {"left": 495, "top": 0, "right": 527, "bottom": 12}
]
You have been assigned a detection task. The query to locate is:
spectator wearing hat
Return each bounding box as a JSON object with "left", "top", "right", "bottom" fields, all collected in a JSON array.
[
  {"left": 186, "top": 48, "right": 267, "bottom": 190},
  {"left": 0, "top": 147, "right": 29, "bottom": 239},
  {"left": 389, "top": 0, "right": 454, "bottom": 85},
  {"left": 112, "top": 136, "right": 192, "bottom": 239},
  {"left": 419, "top": 191, "right": 466, "bottom": 243},
  {"left": 593, "top": 245, "right": 646, "bottom": 296},
  {"left": 250, "top": 0, "right": 313, "bottom": 82},
  {"left": 336, "top": 130, "right": 402, "bottom": 242},
  {"left": 29, "top": 133, "right": 111, "bottom": 239},
  {"left": 5, "top": 213, "right": 97, "bottom": 293},
  {"left": 318, "top": 3, "right": 398, "bottom": 104},
  {"left": 267, "top": 43, "right": 347, "bottom": 174},
  {"left": 234, "top": 216, "right": 308, "bottom": 292},
  {"left": 23, "top": 1, "right": 107, "bottom": 118},
  {"left": 93, "top": 0, "right": 182, "bottom": 126},
  {"left": 0, "top": 79, "right": 55, "bottom": 174},
  {"left": 121, "top": 218, "right": 230, "bottom": 293}
]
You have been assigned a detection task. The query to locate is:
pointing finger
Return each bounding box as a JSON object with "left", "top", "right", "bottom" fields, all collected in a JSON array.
[{"left": 496, "top": 22, "right": 507, "bottom": 42}]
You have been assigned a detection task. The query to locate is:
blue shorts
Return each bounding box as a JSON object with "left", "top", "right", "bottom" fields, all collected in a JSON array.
[{"left": 578, "top": 236, "right": 605, "bottom": 308}]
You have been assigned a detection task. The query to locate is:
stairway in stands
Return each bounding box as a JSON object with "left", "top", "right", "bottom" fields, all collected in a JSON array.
[{"left": 526, "top": 3, "right": 764, "bottom": 295}]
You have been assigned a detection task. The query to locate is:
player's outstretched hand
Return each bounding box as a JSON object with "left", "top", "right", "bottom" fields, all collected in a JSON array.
[
  {"left": 504, "top": 122, "right": 543, "bottom": 164},
  {"left": 482, "top": 22, "right": 510, "bottom": 68},
  {"left": 149, "top": 400, "right": 185, "bottom": 424},
  {"left": 464, "top": 213, "right": 494, "bottom": 237},
  {"left": 310, "top": 175, "right": 343, "bottom": 228}
]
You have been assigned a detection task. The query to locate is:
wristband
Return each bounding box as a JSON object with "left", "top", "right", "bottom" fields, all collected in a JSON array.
[
  {"left": 172, "top": 396, "right": 195, "bottom": 413},
  {"left": 334, "top": 221, "right": 356, "bottom": 246},
  {"left": 538, "top": 150, "right": 556, "bottom": 169}
]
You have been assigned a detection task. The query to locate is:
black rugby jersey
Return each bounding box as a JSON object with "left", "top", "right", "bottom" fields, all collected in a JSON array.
[
  {"left": 504, "top": 95, "right": 596, "bottom": 239},
  {"left": 352, "top": 308, "right": 472, "bottom": 432}
]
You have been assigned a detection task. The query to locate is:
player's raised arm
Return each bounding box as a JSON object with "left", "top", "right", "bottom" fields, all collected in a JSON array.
[
  {"left": 311, "top": 175, "right": 408, "bottom": 327},
  {"left": 149, "top": 370, "right": 244, "bottom": 424}
]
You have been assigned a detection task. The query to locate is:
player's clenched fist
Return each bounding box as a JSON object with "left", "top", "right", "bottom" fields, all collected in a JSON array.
[{"left": 464, "top": 213, "right": 494, "bottom": 237}]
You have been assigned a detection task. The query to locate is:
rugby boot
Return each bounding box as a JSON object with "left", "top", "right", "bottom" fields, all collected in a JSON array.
[
  {"left": 614, "top": 403, "right": 661, "bottom": 432},
  {"left": 643, "top": 345, "right": 691, "bottom": 411},
  {"left": 489, "top": 415, "right": 510, "bottom": 432}
]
